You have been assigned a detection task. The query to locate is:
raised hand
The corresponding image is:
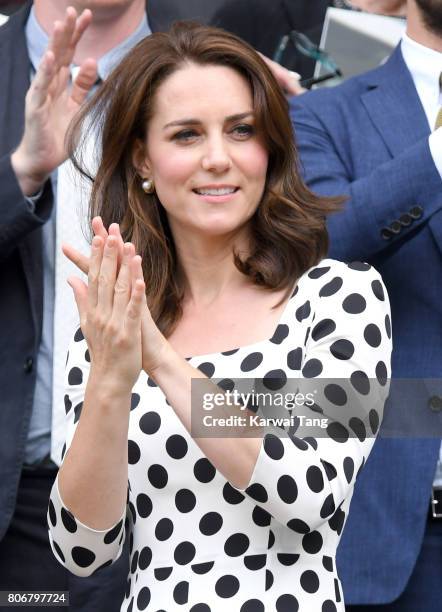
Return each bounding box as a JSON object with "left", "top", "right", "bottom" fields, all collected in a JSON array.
[
  {"left": 11, "top": 7, "right": 97, "bottom": 196},
  {"left": 68, "top": 235, "right": 146, "bottom": 392}
]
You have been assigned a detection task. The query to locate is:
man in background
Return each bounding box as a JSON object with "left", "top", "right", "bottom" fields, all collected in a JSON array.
[{"left": 290, "top": 0, "right": 442, "bottom": 609}]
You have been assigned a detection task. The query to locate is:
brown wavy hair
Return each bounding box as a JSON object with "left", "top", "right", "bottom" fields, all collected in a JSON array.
[{"left": 68, "top": 21, "right": 342, "bottom": 336}]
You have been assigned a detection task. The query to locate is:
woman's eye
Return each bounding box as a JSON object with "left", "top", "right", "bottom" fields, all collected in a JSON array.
[
  {"left": 231, "top": 124, "right": 254, "bottom": 138},
  {"left": 173, "top": 129, "right": 199, "bottom": 142}
]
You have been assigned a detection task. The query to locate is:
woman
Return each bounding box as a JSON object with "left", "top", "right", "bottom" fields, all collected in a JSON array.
[{"left": 47, "top": 21, "right": 392, "bottom": 612}]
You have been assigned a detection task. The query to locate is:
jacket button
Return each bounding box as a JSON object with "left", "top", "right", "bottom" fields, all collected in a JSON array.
[
  {"left": 381, "top": 227, "right": 393, "bottom": 240},
  {"left": 428, "top": 395, "right": 442, "bottom": 412},
  {"left": 390, "top": 221, "right": 402, "bottom": 234},
  {"left": 409, "top": 205, "right": 423, "bottom": 219},
  {"left": 399, "top": 213, "right": 412, "bottom": 227},
  {"left": 23, "top": 357, "right": 34, "bottom": 373}
]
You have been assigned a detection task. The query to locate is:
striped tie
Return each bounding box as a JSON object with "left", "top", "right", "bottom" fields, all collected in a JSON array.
[{"left": 435, "top": 72, "right": 442, "bottom": 130}]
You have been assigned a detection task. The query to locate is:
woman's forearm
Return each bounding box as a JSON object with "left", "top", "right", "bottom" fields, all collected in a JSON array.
[{"left": 57, "top": 371, "right": 131, "bottom": 530}]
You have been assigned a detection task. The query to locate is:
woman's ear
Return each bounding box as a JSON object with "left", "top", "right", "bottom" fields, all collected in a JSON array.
[{"left": 132, "top": 138, "right": 151, "bottom": 177}]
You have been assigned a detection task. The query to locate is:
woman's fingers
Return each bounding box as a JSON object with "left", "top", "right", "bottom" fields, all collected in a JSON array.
[
  {"left": 97, "top": 235, "right": 119, "bottom": 317},
  {"left": 67, "top": 275, "right": 88, "bottom": 324},
  {"left": 88, "top": 235, "right": 104, "bottom": 310},
  {"left": 29, "top": 51, "right": 56, "bottom": 109},
  {"left": 62, "top": 242, "right": 90, "bottom": 274},
  {"left": 125, "top": 275, "right": 146, "bottom": 332},
  {"left": 70, "top": 58, "right": 98, "bottom": 106},
  {"left": 108, "top": 223, "right": 125, "bottom": 267},
  {"left": 112, "top": 243, "right": 135, "bottom": 321}
]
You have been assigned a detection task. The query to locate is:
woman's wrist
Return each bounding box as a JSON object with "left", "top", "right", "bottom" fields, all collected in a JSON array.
[{"left": 11, "top": 148, "right": 49, "bottom": 197}]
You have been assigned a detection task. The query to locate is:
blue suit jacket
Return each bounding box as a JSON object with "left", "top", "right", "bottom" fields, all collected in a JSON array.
[{"left": 290, "top": 45, "right": 442, "bottom": 604}]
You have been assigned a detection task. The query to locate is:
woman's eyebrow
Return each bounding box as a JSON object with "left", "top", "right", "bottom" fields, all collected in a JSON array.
[{"left": 163, "top": 111, "right": 254, "bottom": 130}]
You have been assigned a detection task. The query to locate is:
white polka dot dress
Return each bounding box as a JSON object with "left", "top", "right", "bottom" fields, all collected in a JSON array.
[{"left": 48, "top": 259, "right": 392, "bottom": 611}]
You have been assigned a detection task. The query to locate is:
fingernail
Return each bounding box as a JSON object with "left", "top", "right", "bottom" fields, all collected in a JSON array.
[{"left": 92, "top": 236, "right": 101, "bottom": 248}]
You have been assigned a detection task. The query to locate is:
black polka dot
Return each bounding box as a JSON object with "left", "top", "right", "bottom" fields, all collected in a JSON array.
[
  {"left": 263, "top": 369, "right": 287, "bottom": 390},
  {"left": 222, "top": 348, "right": 239, "bottom": 356},
  {"left": 287, "top": 518, "right": 310, "bottom": 534},
  {"left": 128, "top": 440, "right": 141, "bottom": 465},
  {"left": 326, "top": 422, "right": 349, "bottom": 443},
  {"left": 175, "top": 489, "right": 196, "bottom": 513},
  {"left": 364, "top": 323, "right": 382, "bottom": 347},
  {"left": 376, "top": 361, "right": 388, "bottom": 385},
  {"left": 130, "top": 550, "right": 139, "bottom": 574},
  {"left": 350, "top": 371, "right": 370, "bottom": 395},
  {"left": 64, "top": 395, "right": 72, "bottom": 414},
  {"left": 189, "top": 605, "right": 211, "bottom": 612},
  {"left": 73, "top": 402, "right": 83, "bottom": 424},
  {"left": 244, "top": 554, "right": 267, "bottom": 570},
  {"left": 155, "top": 518, "right": 174, "bottom": 541},
  {"left": 136, "top": 586, "right": 151, "bottom": 610},
  {"left": 52, "top": 540, "right": 65, "bottom": 563},
  {"left": 302, "top": 358, "right": 323, "bottom": 378},
  {"left": 264, "top": 434, "right": 284, "bottom": 460},
  {"left": 174, "top": 541, "right": 196, "bottom": 565},
  {"left": 68, "top": 367, "right": 83, "bottom": 385},
  {"left": 270, "top": 324, "right": 289, "bottom": 344},
  {"left": 130, "top": 393, "right": 140, "bottom": 411},
  {"left": 308, "top": 266, "right": 330, "bottom": 279},
  {"left": 136, "top": 494, "right": 152, "bottom": 518},
  {"left": 343, "top": 457, "right": 355, "bottom": 483},
  {"left": 215, "top": 575, "right": 240, "bottom": 598},
  {"left": 224, "top": 533, "right": 250, "bottom": 556},
  {"left": 48, "top": 500, "right": 56, "bottom": 527},
  {"left": 277, "top": 475, "right": 298, "bottom": 503},
  {"left": 349, "top": 417, "right": 367, "bottom": 442},
  {"left": 245, "top": 483, "right": 268, "bottom": 503},
  {"left": 348, "top": 261, "right": 370, "bottom": 271},
  {"left": 322, "top": 556, "right": 334, "bottom": 571},
  {"left": 319, "top": 276, "right": 343, "bottom": 297},
  {"left": 126, "top": 598, "right": 134, "bottom": 612},
  {"left": 325, "top": 383, "right": 348, "bottom": 406},
  {"left": 343, "top": 293, "right": 366, "bottom": 314},
  {"left": 85, "top": 349, "right": 90, "bottom": 362},
  {"left": 240, "top": 352, "right": 263, "bottom": 372},
  {"left": 128, "top": 502, "right": 136, "bottom": 525},
  {"left": 265, "top": 569, "right": 274, "bottom": 590},
  {"left": 241, "top": 600, "right": 265, "bottom": 612},
  {"left": 329, "top": 506, "right": 346, "bottom": 535},
  {"left": 104, "top": 519, "right": 123, "bottom": 544},
  {"left": 276, "top": 594, "right": 299, "bottom": 611},
  {"left": 72, "top": 546, "right": 95, "bottom": 568},
  {"left": 290, "top": 436, "right": 309, "bottom": 451},
  {"left": 306, "top": 465, "right": 324, "bottom": 493},
  {"left": 148, "top": 464, "right": 168, "bottom": 488},
  {"left": 311, "top": 319, "right": 336, "bottom": 341},
  {"left": 173, "top": 581, "right": 189, "bottom": 605},
  {"left": 198, "top": 362, "right": 215, "bottom": 377},
  {"left": 191, "top": 562, "right": 214, "bottom": 574},
  {"left": 154, "top": 567, "right": 172, "bottom": 580},
  {"left": 139, "top": 411, "right": 161, "bottom": 435},
  {"left": 371, "top": 279, "right": 385, "bottom": 301},
  {"left": 193, "top": 458, "right": 216, "bottom": 483},
  {"left": 166, "top": 435, "right": 188, "bottom": 459},
  {"left": 296, "top": 300, "right": 311, "bottom": 322},
  {"left": 320, "top": 494, "right": 336, "bottom": 518},
  {"left": 322, "top": 601, "right": 337, "bottom": 612},
  {"left": 300, "top": 569, "right": 320, "bottom": 593},
  {"left": 199, "top": 512, "right": 223, "bottom": 536},
  {"left": 369, "top": 409, "right": 380, "bottom": 435},
  {"left": 223, "top": 482, "right": 245, "bottom": 504},
  {"left": 302, "top": 530, "right": 323, "bottom": 554},
  {"left": 147, "top": 376, "right": 157, "bottom": 387},
  {"left": 218, "top": 378, "right": 235, "bottom": 392},
  {"left": 287, "top": 348, "right": 303, "bottom": 370},
  {"left": 74, "top": 328, "right": 84, "bottom": 342},
  {"left": 252, "top": 506, "right": 272, "bottom": 527},
  {"left": 330, "top": 339, "right": 354, "bottom": 360},
  {"left": 268, "top": 529, "right": 275, "bottom": 549},
  {"left": 385, "top": 314, "right": 391, "bottom": 339},
  {"left": 138, "top": 547, "right": 152, "bottom": 570},
  {"left": 277, "top": 553, "right": 299, "bottom": 566}
]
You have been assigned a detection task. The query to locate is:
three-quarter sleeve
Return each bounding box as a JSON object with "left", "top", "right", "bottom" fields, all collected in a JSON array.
[
  {"left": 234, "top": 261, "right": 392, "bottom": 534},
  {"left": 47, "top": 329, "right": 127, "bottom": 577}
]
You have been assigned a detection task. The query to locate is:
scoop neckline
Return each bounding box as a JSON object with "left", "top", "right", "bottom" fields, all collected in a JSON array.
[{"left": 185, "top": 276, "right": 303, "bottom": 362}]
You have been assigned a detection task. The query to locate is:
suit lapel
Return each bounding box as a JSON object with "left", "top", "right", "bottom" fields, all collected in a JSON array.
[{"left": 360, "top": 45, "right": 430, "bottom": 157}]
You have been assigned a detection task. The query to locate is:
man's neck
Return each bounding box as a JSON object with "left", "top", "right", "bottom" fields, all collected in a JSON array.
[
  {"left": 34, "top": 1, "right": 146, "bottom": 63},
  {"left": 406, "top": 1, "right": 442, "bottom": 53}
]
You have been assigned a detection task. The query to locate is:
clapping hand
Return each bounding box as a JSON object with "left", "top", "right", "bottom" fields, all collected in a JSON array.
[
  {"left": 11, "top": 7, "right": 97, "bottom": 196},
  {"left": 65, "top": 218, "right": 173, "bottom": 380}
]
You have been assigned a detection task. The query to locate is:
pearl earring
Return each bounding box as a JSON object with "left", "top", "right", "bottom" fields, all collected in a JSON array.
[{"left": 141, "top": 178, "right": 154, "bottom": 194}]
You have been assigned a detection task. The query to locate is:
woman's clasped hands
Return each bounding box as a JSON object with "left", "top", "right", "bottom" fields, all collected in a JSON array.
[{"left": 66, "top": 219, "right": 171, "bottom": 392}]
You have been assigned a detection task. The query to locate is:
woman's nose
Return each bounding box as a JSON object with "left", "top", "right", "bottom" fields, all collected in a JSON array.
[{"left": 201, "top": 136, "right": 232, "bottom": 173}]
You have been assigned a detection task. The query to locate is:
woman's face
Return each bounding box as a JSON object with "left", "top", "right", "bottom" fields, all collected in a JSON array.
[{"left": 138, "top": 63, "right": 269, "bottom": 240}]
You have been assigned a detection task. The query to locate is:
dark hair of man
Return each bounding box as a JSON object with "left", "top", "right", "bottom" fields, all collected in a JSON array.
[
  {"left": 68, "top": 21, "right": 342, "bottom": 336},
  {"left": 415, "top": 0, "right": 442, "bottom": 36}
]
